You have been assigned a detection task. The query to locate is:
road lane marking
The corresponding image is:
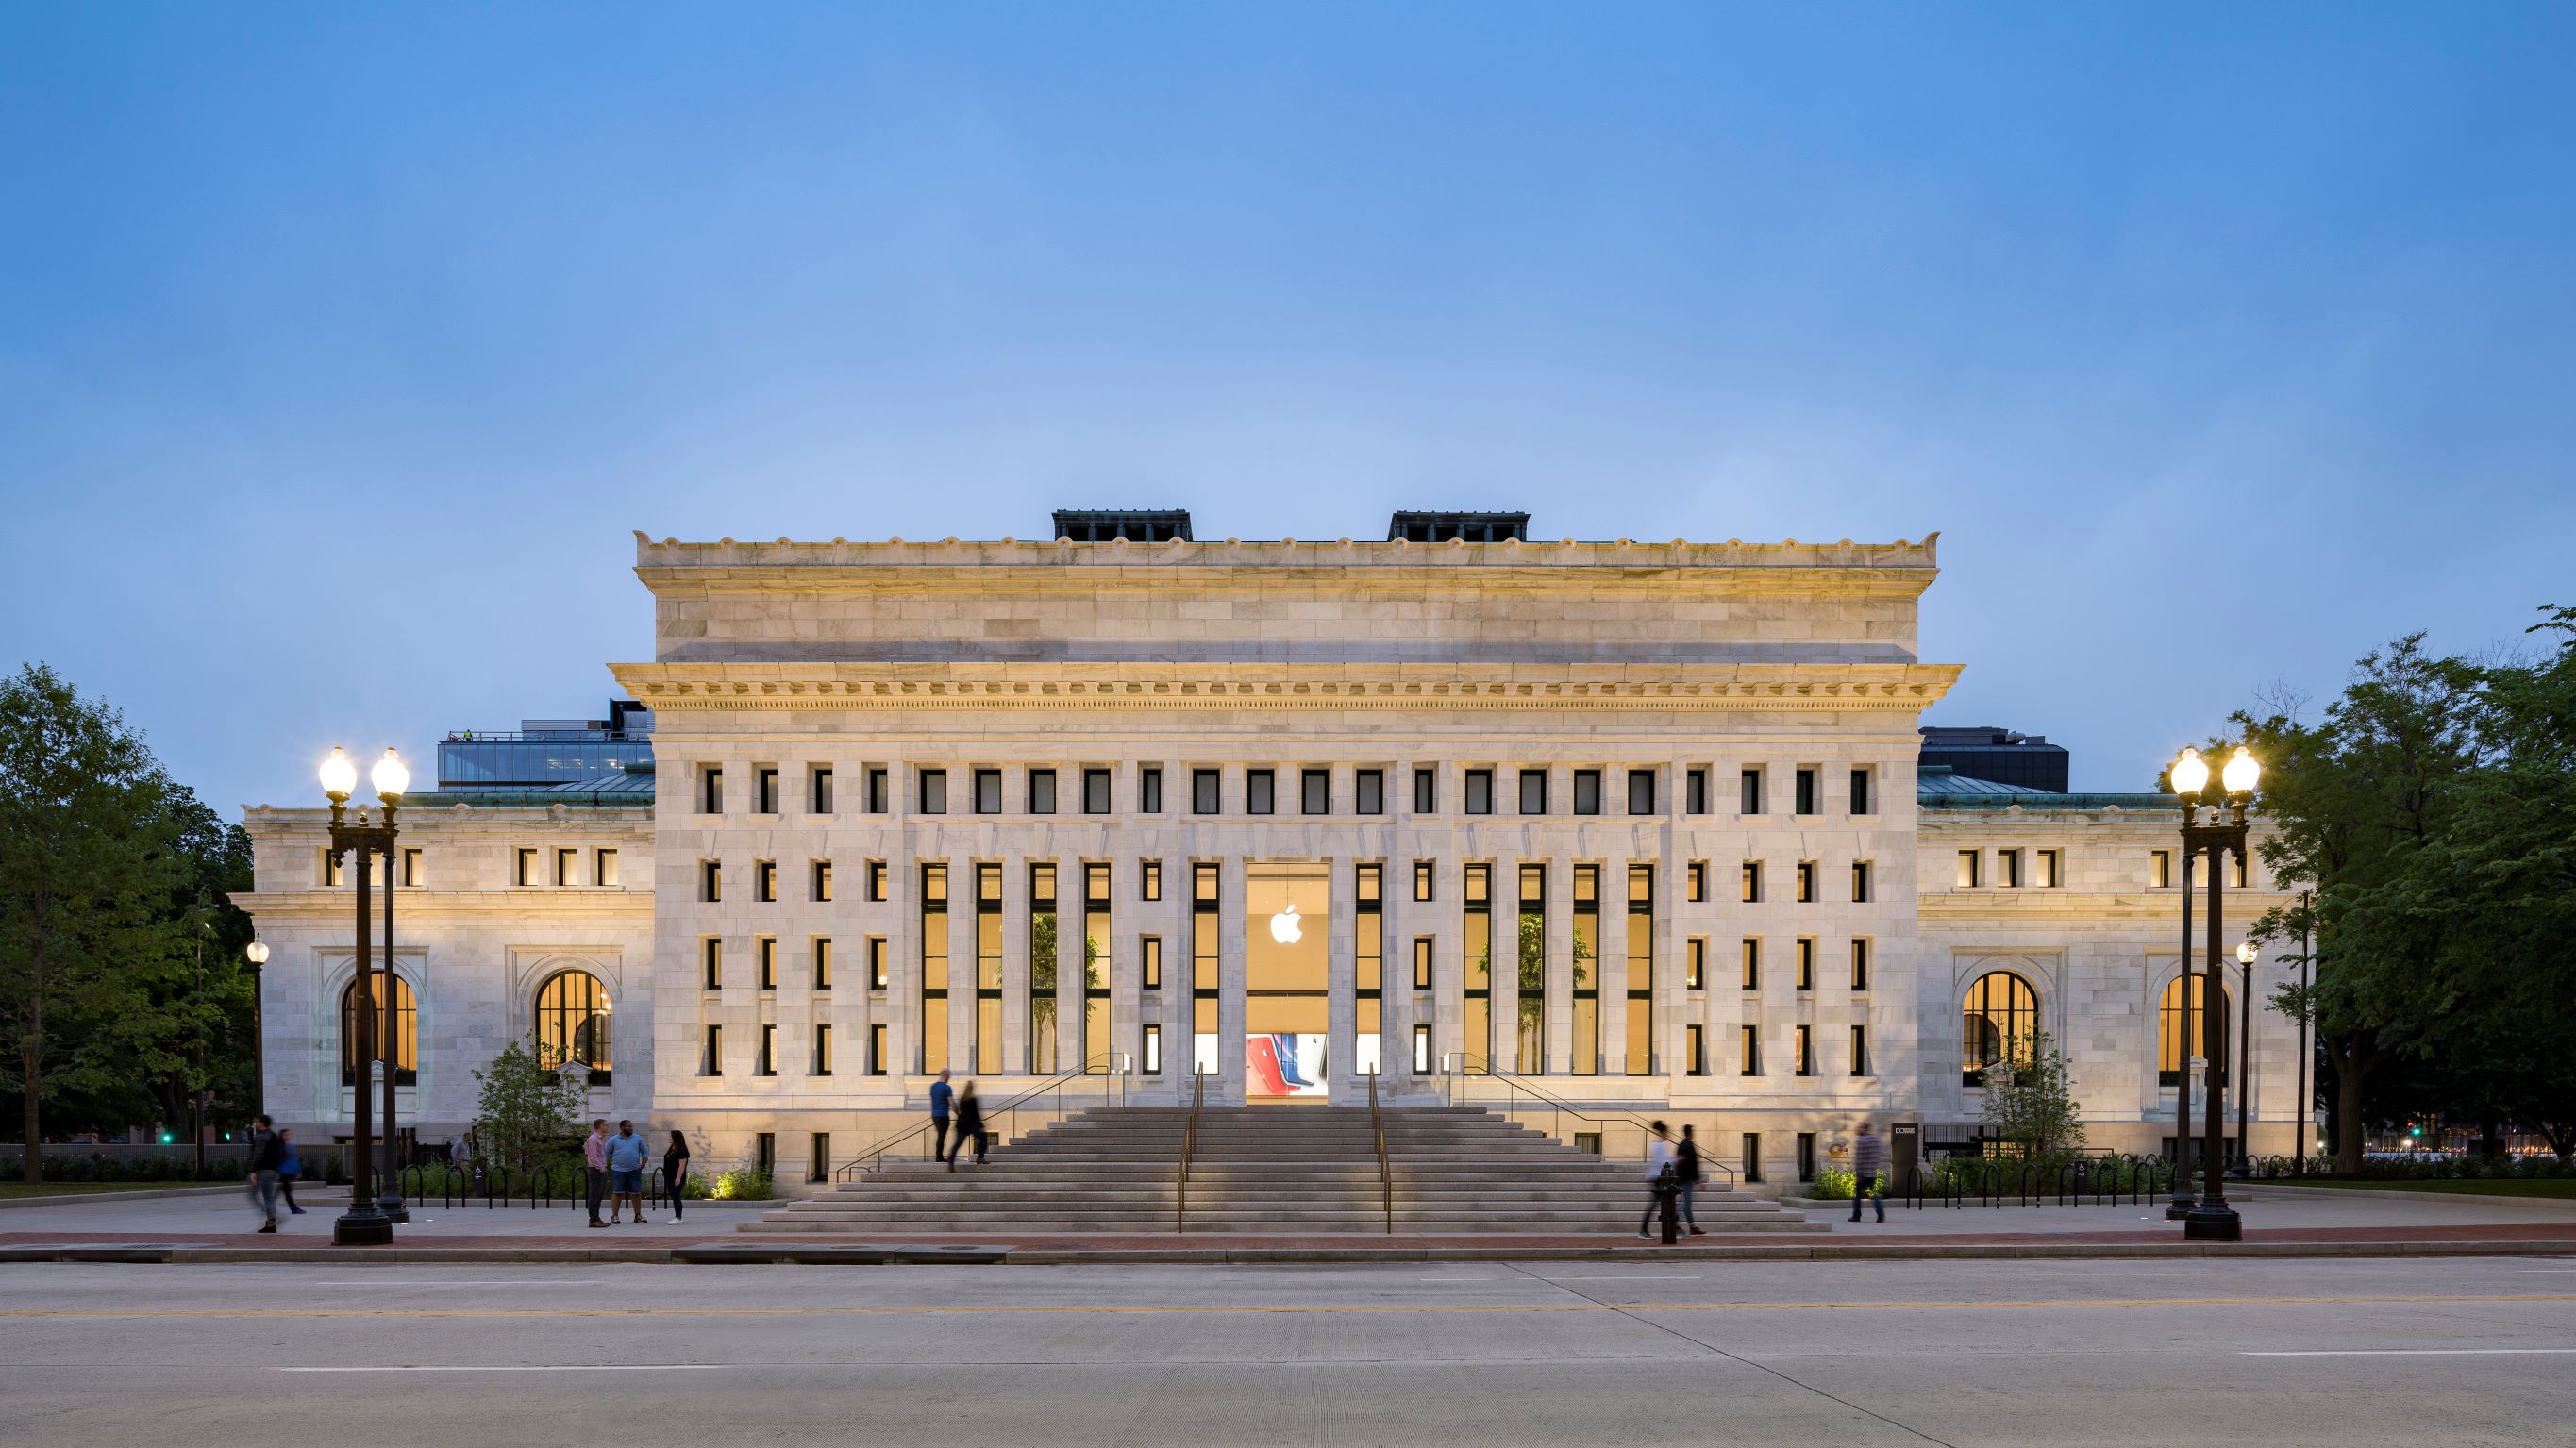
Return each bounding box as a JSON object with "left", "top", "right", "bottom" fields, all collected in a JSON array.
[
  {"left": 2246, "top": 1348, "right": 2576, "bottom": 1357},
  {"left": 311, "top": 1280, "right": 602, "bottom": 1287},
  {"left": 1547, "top": 1274, "right": 1702, "bottom": 1282},
  {"left": 282, "top": 1364, "right": 735, "bottom": 1373},
  {"left": 6, "top": 1292, "right": 2574, "bottom": 1322}
]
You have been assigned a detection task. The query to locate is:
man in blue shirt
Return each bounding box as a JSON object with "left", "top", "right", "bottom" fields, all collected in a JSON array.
[
  {"left": 929, "top": 1070, "right": 955, "bottom": 1170},
  {"left": 606, "top": 1119, "right": 653, "bottom": 1224}
]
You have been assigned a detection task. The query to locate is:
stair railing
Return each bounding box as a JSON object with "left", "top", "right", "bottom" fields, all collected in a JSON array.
[
  {"left": 1368, "top": 1066, "right": 1392, "bottom": 1235},
  {"left": 830, "top": 1055, "right": 1127, "bottom": 1183},
  {"left": 1436, "top": 1055, "right": 1739, "bottom": 1189},
  {"left": 1174, "top": 1068, "right": 1206, "bottom": 1234}
]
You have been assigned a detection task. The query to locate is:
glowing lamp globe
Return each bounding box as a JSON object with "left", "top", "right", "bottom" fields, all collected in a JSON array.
[
  {"left": 2222, "top": 745, "right": 2260, "bottom": 796},
  {"left": 318, "top": 747, "right": 359, "bottom": 801},
  {"left": 2169, "top": 747, "right": 2209, "bottom": 797},
  {"left": 371, "top": 747, "right": 410, "bottom": 801},
  {"left": 245, "top": 940, "right": 270, "bottom": 966},
  {"left": 2236, "top": 940, "right": 2257, "bottom": 966}
]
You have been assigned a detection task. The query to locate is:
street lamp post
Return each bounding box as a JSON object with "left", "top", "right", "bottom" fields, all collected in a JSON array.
[
  {"left": 377, "top": 832, "right": 406, "bottom": 1223},
  {"left": 2233, "top": 939, "right": 2256, "bottom": 1178},
  {"left": 2166, "top": 811, "right": 2199, "bottom": 1221},
  {"left": 2170, "top": 744, "right": 2259, "bottom": 1242},
  {"left": 321, "top": 746, "right": 409, "bottom": 1247},
  {"left": 2296, "top": 891, "right": 2314, "bottom": 1174},
  {"left": 244, "top": 940, "right": 270, "bottom": 1125}
]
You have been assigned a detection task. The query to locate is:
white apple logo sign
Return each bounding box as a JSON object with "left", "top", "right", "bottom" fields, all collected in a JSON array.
[{"left": 1269, "top": 904, "right": 1302, "bottom": 945}]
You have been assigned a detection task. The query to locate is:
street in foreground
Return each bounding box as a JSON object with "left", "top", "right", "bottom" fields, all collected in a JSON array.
[{"left": 4, "top": 1256, "right": 2573, "bottom": 1446}]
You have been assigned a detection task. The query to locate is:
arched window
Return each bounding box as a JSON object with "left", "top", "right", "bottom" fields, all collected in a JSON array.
[
  {"left": 2157, "top": 974, "right": 2229, "bottom": 1088},
  {"left": 535, "top": 970, "right": 612, "bottom": 1085},
  {"left": 340, "top": 974, "right": 417, "bottom": 1086},
  {"left": 1960, "top": 971, "right": 2037, "bottom": 1087}
]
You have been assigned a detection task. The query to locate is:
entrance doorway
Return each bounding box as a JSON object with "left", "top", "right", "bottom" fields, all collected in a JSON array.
[{"left": 1246, "top": 862, "right": 1329, "bottom": 1102}]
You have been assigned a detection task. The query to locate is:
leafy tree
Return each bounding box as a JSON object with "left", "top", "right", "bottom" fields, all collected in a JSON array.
[
  {"left": 471, "top": 1037, "right": 585, "bottom": 1173},
  {"left": 1028, "top": 915, "right": 1102, "bottom": 1028},
  {"left": 1515, "top": 913, "right": 1592, "bottom": 1031},
  {"left": 1980, "top": 1029, "right": 2086, "bottom": 1163},
  {"left": 0, "top": 665, "right": 209, "bottom": 1181}
]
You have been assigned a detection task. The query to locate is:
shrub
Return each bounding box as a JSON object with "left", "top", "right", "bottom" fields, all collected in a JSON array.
[
  {"left": 1811, "top": 1167, "right": 1856, "bottom": 1200},
  {"left": 708, "top": 1168, "right": 774, "bottom": 1201}
]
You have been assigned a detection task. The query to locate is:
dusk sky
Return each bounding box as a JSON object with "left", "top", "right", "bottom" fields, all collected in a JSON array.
[{"left": 5, "top": 6, "right": 2570, "bottom": 810}]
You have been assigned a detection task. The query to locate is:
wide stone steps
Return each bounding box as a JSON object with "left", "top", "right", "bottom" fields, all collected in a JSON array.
[{"left": 748, "top": 1105, "right": 1823, "bottom": 1238}]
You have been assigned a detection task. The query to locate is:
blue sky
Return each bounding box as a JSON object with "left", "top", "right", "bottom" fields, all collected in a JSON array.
[{"left": 5, "top": 6, "right": 2570, "bottom": 807}]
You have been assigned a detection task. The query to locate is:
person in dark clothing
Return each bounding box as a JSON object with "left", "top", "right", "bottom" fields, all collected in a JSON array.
[
  {"left": 663, "top": 1130, "right": 692, "bottom": 1223},
  {"left": 245, "top": 1115, "right": 285, "bottom": 1232},
  {"left": 1674, "top": 1125, "right": 1707, "bottom": 1236},
  {"left": 929, "top": 1070, "right": 956, "bottom": 1167},
  {"left": 276, "top": 1128, "right": 307, "bottom": 1215},
  {"left": 1848, "top": 1122, "right": 1887, "bottom": 1223},
  {"left": 954, "top": 1082, "right": 987, "bottom": 1167}
]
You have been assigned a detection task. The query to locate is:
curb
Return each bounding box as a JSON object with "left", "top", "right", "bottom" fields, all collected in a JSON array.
[
  {"left": 2229, "top": 1182, "right": 2576, "bottom": 1210},
  {"left": 0, "top": 1186, "right": 249, "bottom": 1210}
]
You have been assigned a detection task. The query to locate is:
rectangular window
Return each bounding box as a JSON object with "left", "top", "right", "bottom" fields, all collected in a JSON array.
[
  {"left": 919, "top": 769, "right": 947, "bottom": 815},
  {"left": 701, "top": 937, "right": 723, "bottom": 992},
  {"left": 974, "top": 768, "right": 1002, "bottom": 815},
  {"left": 1572, "top": 769, "right": 1601, "bottom": 815},
  {"left": 1143, "top": 1023, "right": 1163, "bottom": 1075},
  {"left": 1413, "top": 766, "right": 1437, "bottom": 814},
  {"left": 1413, "top": 1023, "right": 1432, "bottom": 1075},
  {"left": 1798, "top": 1132, "right": 1818, "bottom": 1183},
  {"left": 812, "top": 1024, "right": 833, "bottom": 1076},
  {"left": 1082, "top": 767, "right": 1112, "bottom": 814},
  {"left": 1514, "top": 863, "right": 1546, "bottom": 1074},
  {"left": 757, "top": 1024, "right": 777, "bottom": 1075},
  {"left": 1627, "top": 864, "right": 1653, "bottom": 1074},
  {"left": 1797, "top": 938, "right": 1815, "bottom": 991},
  {"left": 758, "top": 936, "right": 778, "bottom": 991},
  {"left": 869, "top": 1024, "right": 887, "bottom": 1075},
  {"left": 1685, "top": 1024, "right": 1706, "bottom": 1076},
  {"left": 1246, "top": 769, "right": 1276, "bottom": 815},
  {"left": 1358, "top": 863, "right": 1384, "bottom": 1074},
  {"left": 1795, "top": 860, "right": 1817, "bottom": 903},
  {"left": 1685, "top": 767, "right": 1708, "bottom": 815},
  {"left": 1464, "top": 864, "right": 1492, "bottom": 1072},
  {"left": 809, "top": 1130, "right": 830, "bottom": 1180},
  {"left": 701, "top": 765, "right": 724, "bottom": 815},
  {"left": 868, "top": 937, "right": 889, "bottom": 990},
  {"left": 921, "top": 863, "right": 949, "bottom": 1074},
  {"left": 1142, "top": 860, "right": 1163, "bottom": 901},
  {"left": 1997, "top": 849, "right": 2022, "bottom": 889},
  {"left": 1740, "top": 767, "right": 1764, "bottom": 816},
  {"left": 1851, "top": 860, "right": 1872, "bottom": 903},
  {"left": 1741, "top": 860, "right": 1762, "bottom": 904},
  {"left": 2231, "top": 851, "right": 2249, "bottom": 889},
  {"left": 756, "top": 767, "right": 779, "bottom": 815},
  {"left": 1851, "top": 937, "right": 1871, "bottom": 992},
  {"left": 976, "top": 862, "right": 1002, "bottom": 1074},
  {"left": 1029, "top": 863, "right": 1059, "bottom": 1074},
  {"left": 754, "top": 859, "right": 778, "bottom": 903},
  {"left": 1141, "top": 935, "right": 1162, "bottom": 990},
  {"left": 811, "top": 859, "right": 833, "bottom": 902},
  {"left": 1740, "top": 1025, "right": 1762, "bottom": 1076},
  {"left": 1081, "top": 861, "right": 1112, "bottom": 1077},
  {"left": 1140, "top": 765, "right": 1163, "bottom": 813},
  {"left": 1413, "top": 935, "right": 1434, "bottom": 990},
  {"left": 593, "top": 848, "right": 615, "bottom": 889},
  {"left": 2150, "top": 849, "right": 2173, "bottom": 888},
  {"left": 1355, "top": 769, "right": 1384, "bottom": 815},
  {"left": 1193, "top": 768, "right": 1221, "bottom": 814},
  {"left": 400, "top": 848, "right": 424, "bottom": 887},
  {"left": 755, "top": 1134, "right": 776, "bottom": 1178},
  {"left": 1193, "top": 863, "right": 1221, "bottom": 1074},
  {"left": 555, "top": 847, "right": 577, "bottom": 887},
  {"left": 1794, "top": 767, "right": 1817, "bottom": 816},
  {"left": 1741, "top": 937, "right": 1761, "bottom": 991},
  {"left": 1685, "top": 937, "right": 1706, "bottom": 990},
  {"left": 1627, "top": 768, "right": 1655, "bottom": 816},
  {"left": 1571, "top": 863, "right": 1599, "bottom": 1074},
  {"left": 700, "top": 1024, "right": 722, "bottom": 1075},
  {"left": 813, "top": 936, "right": 833, "bottom": 990},
  {"left": 2037, "top": 848, "right": 2063, "bottom": 888},
  {"left": 811, "top": 766, "right": 834, "bottom": 814},
  {"left": 1687, "top": 861, "right": 1708, "bottom": 903},
  {"left": 1029, "top": 768, "right": 1057, "bottom": 815},
  {"left": 1518, "top": 768, "right": 1547, "bottom": 816},
  {"left": 1302, "top": 767, "right": 1330, "bottom": 815},
  {"left": 1464, "top": 769, "right": 1494, "bottom": 815},
  {"left": 514, "top": 848, "right": 538, "bottom": 887},
  {"left": 866, "top": 860, "right": 887, "bottom": 902},
  {"left": 1742, "top": 1132, "right": 1764, "bottom": 1182},
  {"left": 1413, "top": 861, "right": 1434, "bottom": 903},
  {"left": 1956, "top": 850, "right": 1982, "bottom": 888},
  {"left": 700, "top": 859, "right": 721, "bottom": 903},
  {"left": 1848, "top": 767, "right": 1874, "bottom": 816},
  {"left": 1850, "top": 1024, "right": 1871, "bottom": 1076},
  {"left": 865, "top": 767, "right": 889, "bottom": 813},
  {"left": 1795, "top": 1024, "right": 1814, "bottom": 1075}
]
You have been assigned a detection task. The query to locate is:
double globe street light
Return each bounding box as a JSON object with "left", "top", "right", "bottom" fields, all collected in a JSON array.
[
  {"left": 2163, "top": 743, "right": 2259, "bottom": 1242},
  {"left": 321, "top": 745, "right": 409, "bottom": 1246}
]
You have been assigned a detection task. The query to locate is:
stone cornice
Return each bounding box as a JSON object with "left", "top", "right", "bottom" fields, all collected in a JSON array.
[
  {"left": 228, "top": 890, "right": 654, "bottom": 920},
  {"left": 608, "top": 661, "right": 1964, "bottom": 710}
]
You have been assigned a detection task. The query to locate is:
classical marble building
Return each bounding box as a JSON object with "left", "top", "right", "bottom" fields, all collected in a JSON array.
[{"left": 235, "top": 513, "right": 2298, "bottom": 1189}]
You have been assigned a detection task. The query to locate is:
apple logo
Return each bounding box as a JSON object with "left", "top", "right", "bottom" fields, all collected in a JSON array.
[{"left": 1269, "top": 904, "right": 1303, "bottom": 945}]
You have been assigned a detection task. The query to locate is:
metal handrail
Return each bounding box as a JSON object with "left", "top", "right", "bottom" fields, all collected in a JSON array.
[
  {"left": 1440, "top": 1055, "right": 1739, "bottom": 1188},
  {"left": 1368, "top": 1068, "right": 1392, "bottom": 1235},
  {"left": 1175, "top": 1069, "right": 1205, "bottom": 1234},
  {"left": 831, "top": 1056, "right": 1126, "bottom": 1182}
]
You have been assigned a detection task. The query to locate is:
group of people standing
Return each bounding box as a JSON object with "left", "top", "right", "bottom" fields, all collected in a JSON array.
[
  {"left": 928, "top": 1070, "right": 988, "bottom": 1170},
  {"left": 583, "top": 1119, "right": 694, "bottom": 1227}
]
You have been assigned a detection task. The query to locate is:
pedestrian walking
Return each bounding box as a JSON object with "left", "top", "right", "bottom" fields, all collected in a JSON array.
[
  {"left": 955, "top": 1082, "right": 987, "bottom": 1167},
  {"left": 245, "top": 1114, "right": 284, "bottom": 1233},
  {"left": 1674, "top": 1124, "right": 1707, "bottom": 1236},
  {"left": 276, "top": 1128, "right": 308, "bottom": 1216},
  {"left": 605, "top": 1119, "right": 651, "bottom": 1224},
  {"left": 1848, "top": 1121, "right": 1886, "bottom": 1223},
  {"left": 929, "top": 1069, "right": 955, "bottom": 1168},
  {"left": 1636, "top": 1120, "right": 1676, "bottom": 1238},
  {"left": 583, "top": 1119, "right": 611, "bottom": 1228},
  {"left": 663, "top": 1130, "right": 692, "bottom": 1223}
]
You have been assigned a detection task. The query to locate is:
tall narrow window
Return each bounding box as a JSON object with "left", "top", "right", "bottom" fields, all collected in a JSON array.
[
  {"left": 1740, "top": 767, "right": 1764, "bottom": 815},
  {"left": 865, "top": 767, "right": 888, "bottom": 813},
  {"left": 1798, "top": 1132, "right": 1818, "bottom": 1182},
  {"left": 1685, "top": 767, "right": 1708, "bottom": 815},
  {"left": 593, "top": 848, "right": 614, "bottom": 888},
  {"left": 1685, "top": 936, "right": 1706, "bottom": 990},
  {"left": 869, "top": 1024, "right": 887, "bottom": 1075},
  {"left": 1741, "top": 861, "right": 1762, "bottom": 904},
  {"left": 1515, "top": 863, "right": 1546, "bottom": 1073},
  {"left": 1796, "top": 860, "right": 1817, "bottom": 903},
  {"left": 701, "top": 938, "right": 722, "bottom": 992},
  {"left": 1413, "top": 935, "right": 1434, "bottom": 991},
  {"left": 324, "top": 850, "right": 343, "bottom": 888},
  {"left": 515, "top": 849, "right": 539, "bottom": 887},
  {"left": 1627, "top": 768, "right": 1655, "bottom": 816},
  {"left": 920, "top": 864, "right": 949, "bottom": 1074},
  {"left": 2036, "top": 849, "right": 2063, "bottom": 888},
  {"left": 700, "top": 1024, "right": 722, "bottom": 1076},
  {"left": 1029, "top": 768, "right": 1057, "bottom": 815},
  {"left": 1997, "top": 849, "right": 2022, "bottom": 889},
  {"left": 1142, "top": 859, "right": 1162, "bottom": 901},
  {"left": 1572, "top": 769, "right": 1601, "bottom": 816},
  {"left": 1029, "top": 863, "right": 1059, "bottom": 1074},
  {"left": 755, "top": 767, "right": 778, "bottom": 815},
  {"left": 1192, "top": 768, "right": 1220, "bottom": 814},
  {"left": 402, "top": 848, "right": 425, "bottom": 887},
  {"left": 1141, "top": 935, "right": 1162, "bottom": 990},
  {"left": 1413, "top": 767, "right": 1437, "bottom": 814},
  {"left": 1082, "top": 767, "right": 1112, "bottom": 814},
  {"left": 1414, "top": 861, "right": 1435, "bottom": 903},
  {"left": 1246, "top": 769, "right": 1276, "bottom": 815},
  {"left": 2158, "top": 974, "right": 2229, "bottom": 1088},
  {"left": 555, "top": 847, "right": 577, "bottom": 887},
  {"left": 1848, "top": 767, "right": 1873, "bottom": 816},
  {"left": 1741, "top": 937, "right": 1761, "bottom": 991},
  {"left": 754, "top": 858, "right": 777, "bottom": 903},
  {"left": 1740, "top": 1025, "right": 1762, "bottom": 1076},
  {"left": 809, "top": 1130, "right": 830, "bottom": 1179},
  {"left": 757, "top": 1023, "right": 778, "bottom": 1075},
  {"left": 1082, "top": 862, "right": 1111, "bottom": 1074},
  {"left": 1192, "top": 863, "right": 1220, "bottom": 1074},
  {"left": 1139, "top": 765, "right": 1163, "bottom": 813},
  {"left": 1357, "top": 863, "right": 1383, "bottom": 1075},
  {"left": 1741, "top": 1132, "right": 1764, "bottom": 1183},
  {"left": 975, "top": 863, "right": 1002, "bottom": 1074},
  {"left": 1850, "top": 1024, "right": 1871, "bottom": 1076},
  {"left": 1687, "top": 861, "right": 1709, "bottom": 903},
  {"left": 1302, "top": 768, "right": 1330, "bottom": 815},
  {"left": 868, "top": 937, "right": 889, "bottom": 990},
  {"left": 758, "top": 936, "right": 778, "bottom": 991},
  {"left": 812, "top": 936, "right": 833, "bottom": 990},
  {"left": 1794, "top": 767, "right": 1817, "bottom": 815},
  {"left": 700, "top": 765, "right": 724, "bottom": 815},
  {"left": 974, "top": 769, "right": 1002, "bottom": 815},
  {"left": 811, "top": 859, "right": 833, "bottom": 902},
  {"left": 2150, "top": 849, "right": 2174, "bottom": 888},
  {"left": 866, "top": 860, "right": 887, "bottom": 902},
  {"left": 1571, "top": 864, "right": 1599, "bottom": 1074},
  {"left": 1413, "top": 1023, "right": 1432, "bottom": 1075},
  {"left": 1464, "top": 864, "right": 1492, "bottom": 1073},
  {"left": 1795, "top": 1024, "right": 1814, "bottom": 1075},
  {"left": 2230, "top": 851, "right": 2249, "bottom": 889},
  {"left": 918, "top": 769, "right": 947, "bottom": 815},
  {"left": 1518, "top": 769, "right": 1547, "bottom": 816},
  {"left": 1142, "top": 1022, "right": 1163, "bottom": 1075},
  {"left": 1685, "top": 1024, "right": 1705, "bottom": 1075},
  {"left": 1796, "top": 937, "right": 1815, "bottom": 991},
  {"left": 1626, "top": 865, "right": 1654, "bottom": 1075},
  {"left": 1956, "top": 851, "right": 1982, "bottom": 888},
  {"left": 811, "top": 766, "right": 834, "bottom": 814},
  {"left": 1355, "top": 769, "right": 1384, "bottom": 815},
  {"left": 1464, "top": 769, "right": 1494, "bottom": 815},
  {"left": 1851, "top": 860, "right": 1872, "bottom": 903},
  {"left": 1851, "top": 938, "right": 1872, "bottom": 992}
]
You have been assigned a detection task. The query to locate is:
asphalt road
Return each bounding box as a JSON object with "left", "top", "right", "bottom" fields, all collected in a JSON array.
[{"left": 6, "top": 1256, "right": 2574, "bottom": 1446}]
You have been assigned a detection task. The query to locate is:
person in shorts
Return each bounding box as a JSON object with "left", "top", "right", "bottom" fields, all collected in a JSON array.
[{"left": 605, "top": 1119, "right": 652, "bottom": 1224}]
